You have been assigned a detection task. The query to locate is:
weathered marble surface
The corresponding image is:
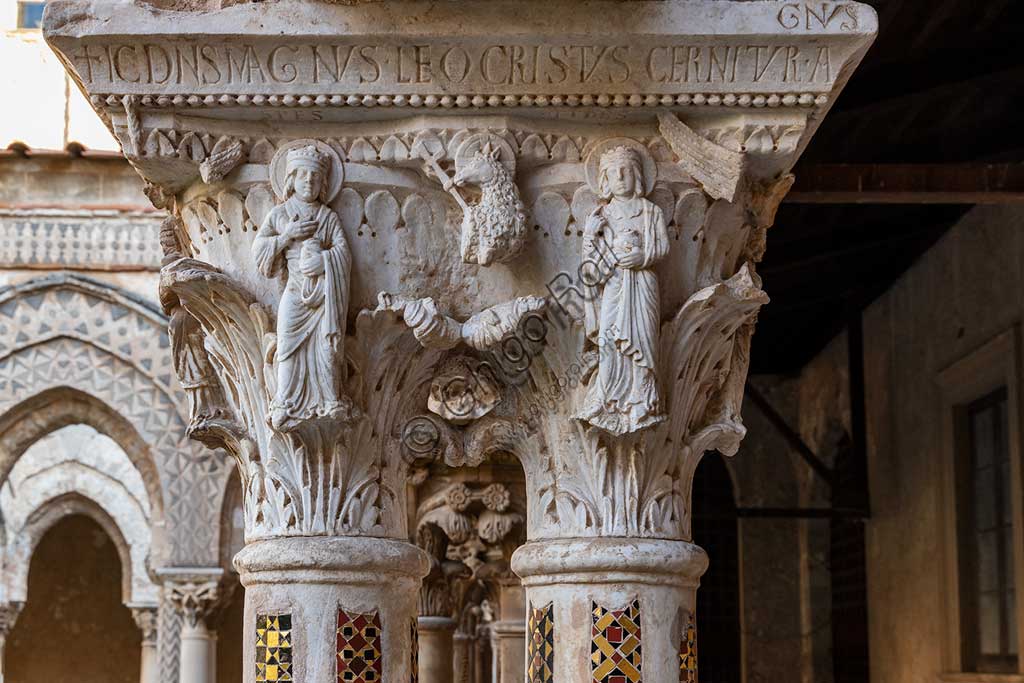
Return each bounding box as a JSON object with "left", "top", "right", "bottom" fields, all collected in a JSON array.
[{"left": 42, "top": 1, "right": 876, "bottom": 680}]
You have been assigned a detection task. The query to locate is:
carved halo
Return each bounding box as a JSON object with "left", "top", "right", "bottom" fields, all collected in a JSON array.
[
  {"left": 583, "top": 137, "right": 658, "bottom": 197},
  {"left": 269, "top": 139, "right": 345, "bottom": 202},
  {"left": 454, "top": 133, "right": 517, "bottom": 176}
]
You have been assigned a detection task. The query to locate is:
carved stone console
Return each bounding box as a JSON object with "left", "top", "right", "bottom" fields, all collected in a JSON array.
[{"left": 45, "top": 1, "right": 875, "bottom": 681}]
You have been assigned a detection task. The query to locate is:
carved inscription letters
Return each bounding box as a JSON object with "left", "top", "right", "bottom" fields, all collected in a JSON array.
[{"left": 70, "top": 41, "right": 838, "bottom": 92}]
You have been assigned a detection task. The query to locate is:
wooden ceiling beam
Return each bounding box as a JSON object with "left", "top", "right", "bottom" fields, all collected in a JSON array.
[{"left": 786, "top": 163, "right": 1024, "bottom": 204}]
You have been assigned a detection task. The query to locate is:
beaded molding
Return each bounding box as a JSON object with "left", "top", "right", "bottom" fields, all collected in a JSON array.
[{"left": 94, "top": 92, "right": 828, "bottom": 110}]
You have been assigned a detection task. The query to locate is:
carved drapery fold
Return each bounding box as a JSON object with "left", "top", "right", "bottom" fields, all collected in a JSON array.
[
  {"left": 43, "top": 3, "right": 876, "bottom": 680},
  {"left": 162, "top": 258, "right": 444, "bottom": 541}
]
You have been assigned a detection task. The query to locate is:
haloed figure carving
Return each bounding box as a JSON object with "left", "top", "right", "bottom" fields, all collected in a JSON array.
[
  {"left": 254, "top": 144, "right": 354, "bottom": 432},
  {"left": 576, "top": 144, "right": 669, "bottom": 436}
]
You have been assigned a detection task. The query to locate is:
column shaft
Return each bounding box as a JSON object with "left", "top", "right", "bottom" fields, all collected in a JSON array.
[
  {"left": 513, "top": 538, "right": 707, "bottom": 683},
  {"left": 489, "top": 621, "right": 525, "bottom": 683},
  {"left": 131, "top": 606, "right": 160, "bottom": 683},
  {"left": 236, "top": 537, "right": 428, "bottom": 683},
  {"left": 0, "top": 603, "right": 23, "bottom": 683},
  {"left": 453, "top": 632, "right": 473, "bottom": 683},
  {"left": 140, "top": 639, "right": 159, "bottom": 683},
  {"left": 180, "top": 621, "right": 216, "bottom": 683},
  {"left": 418, "top": 616, "right": 457, "bottom": 683}
]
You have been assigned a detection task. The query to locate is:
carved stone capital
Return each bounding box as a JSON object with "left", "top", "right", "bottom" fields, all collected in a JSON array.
[
  {"left": 44, "top": 2, "right": 876, "bottom": 681},
  {"left": 130, "top": 605, "right": 160, "bottom": 645},
  {"left": 42, "top": 14, "right": 870, "bottom": 537},
  {"left": 416, "top": 474, "right": 525, "bottom": 621},
  {"left": 159, "top": 569, "right": 226, "bottom": 628}
]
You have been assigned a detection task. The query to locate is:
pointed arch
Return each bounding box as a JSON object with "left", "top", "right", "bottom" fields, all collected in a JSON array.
[
  {"left": 4, "top": 491, "right": 156, "bottom": 607},
  {"left": 0, "top": 274, "right": 231, "bottom": 566}
]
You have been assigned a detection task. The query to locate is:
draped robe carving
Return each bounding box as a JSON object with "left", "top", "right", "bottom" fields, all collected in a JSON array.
[
  {"left": 253, "top": 193, "right": 353, "bottom": 432},
  {"left": 576, "top": 146, "right": 670, "bottom": 436}
]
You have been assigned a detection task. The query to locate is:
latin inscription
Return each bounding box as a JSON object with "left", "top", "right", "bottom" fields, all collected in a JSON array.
[
  {"left": 776, "top": 3, "right": 860, "bottom": 31},
  {"left": 69, "top": 41, "right": 838, "bottom": 91}
]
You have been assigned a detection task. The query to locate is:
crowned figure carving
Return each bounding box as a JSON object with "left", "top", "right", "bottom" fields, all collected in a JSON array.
[
  {"left": 253, "top": 143, "right": 355, "bottom": 432},
  {"left": 575, "top": 141, "right": 670, "bottom": 436},
  {"left": 40, "top": 2, "right": 877, "bottom": 680}
]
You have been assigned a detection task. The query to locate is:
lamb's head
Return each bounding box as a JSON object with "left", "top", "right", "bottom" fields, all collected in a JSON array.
[{"left": 453, "top": 142, "right": 503, "bottom": 188}]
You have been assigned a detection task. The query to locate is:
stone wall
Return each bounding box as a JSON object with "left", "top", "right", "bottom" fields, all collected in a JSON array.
[
  {"left": 0, "top": 151, "right": 237, "bottom": 681},
  {"left": 735, "top": 377, "right": 837, "bottom": 683},
  {"left": 775, "top": 204, "right": 1024, "bottom": 683},
  {"left": 0, "top": 154, "right": 160, "bottom": 299},
  {"left": 857, "top": 204, "right": 1024, "bottom": 683}
]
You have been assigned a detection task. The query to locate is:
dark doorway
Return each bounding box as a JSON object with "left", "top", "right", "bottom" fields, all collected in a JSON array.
[
  {"left": 7, "top": 514, "right": 141, "bottom": 683},
  {"left": 692, "top": 451, "right": 743, "bottom": 683}
]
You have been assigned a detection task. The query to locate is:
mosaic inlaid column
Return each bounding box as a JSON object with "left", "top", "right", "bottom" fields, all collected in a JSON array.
[
  {"left": 131, "top": 606, "right": 160, "bottom": 683},
  {"left": 45, "top": 1, "right": 875, "bottom": 680}
]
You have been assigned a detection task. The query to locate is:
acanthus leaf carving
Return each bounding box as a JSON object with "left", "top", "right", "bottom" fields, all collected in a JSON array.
[
  {"left": 531, "top": 263, "right": 766, "bottom": 540},
  {"left": 131, "top": 606, "right": 160, "bottom": 645},
  {"left": 153, "top": 125, "right": 785, "bottom": 547},
  {"left": 163, "top": 254, "right": 449, "bottom": 541},
  {"left": 166, "top": 579, "right": 221, "bottom": 629}
]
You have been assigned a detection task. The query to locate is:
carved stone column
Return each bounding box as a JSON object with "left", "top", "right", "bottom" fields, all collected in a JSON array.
[
  {"left": 45, "top": 1, "right": 875, "bottom": 681},
  {"left": 0, "top": 602, "right": 23, "bottom": 683},
  {"left": 162, "top": 570, "right": 225, "bottom": 683},
  {"left": 418, "top": 616, "right": 458, "bottom": 683},
  {"left": 131, "top": 606, "right": 161, "bottom": 683},
  {"left": 415, "top": 474, "right": 525, "bottom": 683},
  {"left": 489, "top": 580, "right": 526, "bottom": 683}
]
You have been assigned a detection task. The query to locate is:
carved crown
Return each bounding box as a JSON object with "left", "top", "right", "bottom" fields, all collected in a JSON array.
[{"left": 286, "top": 145, "right": 329, "bottom": 174}]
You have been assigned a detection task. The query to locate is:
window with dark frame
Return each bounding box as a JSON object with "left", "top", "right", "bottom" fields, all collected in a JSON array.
[
  {"left": 16, "top": 1, "right": 46, "bottom": 29},
  {"left": 959, "top": 388, "right": 1018, "bottom": 673}
]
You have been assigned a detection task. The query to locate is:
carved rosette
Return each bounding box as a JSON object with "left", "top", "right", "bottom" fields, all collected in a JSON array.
[{"left": 415, "top": 479, "right": 525, "bottom": 620}]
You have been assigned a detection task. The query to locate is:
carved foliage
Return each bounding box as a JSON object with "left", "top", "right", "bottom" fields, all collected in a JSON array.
[
  {"left": 166, "top": 580, "right": 220, "bottom": 629},
  {"left": 162, "top": 257, "right": 443, "bottom": 541},
  {"left": 415, "top": 480, "right": 524, "bottom": 619},
  {"left": 531, "top": 263, "right": 766, "bottom": 540}
]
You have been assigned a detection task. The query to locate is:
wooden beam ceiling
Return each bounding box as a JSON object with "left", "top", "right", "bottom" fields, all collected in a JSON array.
[{"left": 786, "top": 163, "right": 1024, "bottom": 204}]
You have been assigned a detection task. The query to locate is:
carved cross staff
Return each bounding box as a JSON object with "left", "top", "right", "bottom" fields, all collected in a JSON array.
[{"left": 414, "top": 134, "right": 471, "bottom": 213}]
